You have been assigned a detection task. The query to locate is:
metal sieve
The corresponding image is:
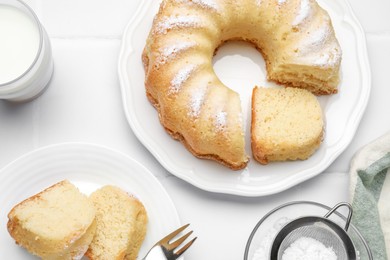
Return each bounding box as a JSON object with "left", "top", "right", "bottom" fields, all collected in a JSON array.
[{"left": 270, "top": 202, "right": 356, "bottom": 260}]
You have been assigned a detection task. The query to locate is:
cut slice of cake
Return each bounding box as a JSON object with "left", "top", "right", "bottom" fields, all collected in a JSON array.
[
  {"left": 251, "top": 87, "right": 324, "bottom": 164},
  {"left": 7, "top": 180, "right": 96, "bottom": 260},
  {"left": 86, "top": 185, "right": 148, "bottom": 260}
]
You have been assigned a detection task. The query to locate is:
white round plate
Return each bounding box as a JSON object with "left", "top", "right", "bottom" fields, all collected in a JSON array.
[
  {"left": 0, "top": 143, "right": 180, "bottom": 259},
  {"left": 118, "top": 0, "right": 371, "bottom": 196}
]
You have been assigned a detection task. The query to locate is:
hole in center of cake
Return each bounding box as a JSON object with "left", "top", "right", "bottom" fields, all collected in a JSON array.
[
  {"left": 213, "top": 41, "right": 268, "bottom": 94},
  {"left": 212, "top": 41, "right": 280, "bottom": 152}
]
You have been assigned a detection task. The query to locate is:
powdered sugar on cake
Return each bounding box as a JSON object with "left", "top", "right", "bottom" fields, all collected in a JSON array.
[
  {"left": 188, "top": 89, "right": 206, "bottom": 118},
  {"left": 215, "top": 111, "right": 227, "bottom": 132},
  {"left": 154, "top": 15, "right": 201, "bottom": 34},
  {"left": 156, "top": 42, "right": 196, "bottom": 67},
  {"left": 169, "top": 65, "right": 197, "bottom": 94},
  {"left": 176, "top": 0, "right": 219, "bottom": 11},
  {"left": 299, "top": 26, "right": 331, "bottom": 54},
  {"left": 292, "top": 0, "right": 311, "bottom": 27},
  {"left": 297, "top": 25, "right": 341, "bottom": 67},
  {"left": 313, "top": 47, "right": 341, "bottom": 67}
]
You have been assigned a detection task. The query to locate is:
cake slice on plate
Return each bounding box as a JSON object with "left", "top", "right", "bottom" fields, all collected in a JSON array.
[
  {"left": 86, "top": 185, "right": 148, "bottom": 260},
  {"left": 251, "top": 87, "right": 324, "bottom": 164},
  {"left": 7, "top": 180, "right": 96, "bottom": 259}
]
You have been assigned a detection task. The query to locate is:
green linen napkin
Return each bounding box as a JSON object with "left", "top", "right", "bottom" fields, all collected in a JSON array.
[{"left": 350, "top": 132, "right": 390, "bottom": 260}]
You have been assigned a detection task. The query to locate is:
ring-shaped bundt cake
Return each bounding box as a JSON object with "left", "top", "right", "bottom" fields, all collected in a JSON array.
[{"left": 142, "top": 0, "right": 341, "bottom": 170}]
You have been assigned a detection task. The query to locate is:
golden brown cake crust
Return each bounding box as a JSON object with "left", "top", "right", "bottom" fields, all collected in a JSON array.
[{"left": 145, "top": 87, "right": 248, "bottom": 170}]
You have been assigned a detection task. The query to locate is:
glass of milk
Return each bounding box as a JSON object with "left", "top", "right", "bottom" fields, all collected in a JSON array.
[{"left": 0, "top": 0, "right": 53, "bottom": 102}]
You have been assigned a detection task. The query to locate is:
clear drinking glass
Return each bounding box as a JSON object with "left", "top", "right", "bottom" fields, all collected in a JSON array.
[{"left": 0, "top": 0, "right": 53, "bottom": 102}]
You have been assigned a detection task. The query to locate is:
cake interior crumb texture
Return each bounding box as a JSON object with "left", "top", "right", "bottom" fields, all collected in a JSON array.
[
  {"left": 251, "top": 87, "right": 324, "bottom": 164},
  {"left": 86, "top": 185, "right": 148, "bottom": 260}
]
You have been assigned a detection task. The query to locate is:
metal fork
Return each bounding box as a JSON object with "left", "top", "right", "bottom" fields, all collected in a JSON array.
[{"left": 142, "top": 224, "right": 197, "bottom": 260}]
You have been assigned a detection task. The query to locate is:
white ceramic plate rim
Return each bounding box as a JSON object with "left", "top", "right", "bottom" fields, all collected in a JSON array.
[
  {"left": 118, "top": 0, "right": 371, "bottom": 197},
  {"left": 0, "top": 142, "right": 181, "bottom": 259}
]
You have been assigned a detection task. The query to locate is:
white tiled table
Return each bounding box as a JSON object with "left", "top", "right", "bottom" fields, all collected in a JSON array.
[{"left": 1, "top": 0, "right": 390, "bottom": 259}]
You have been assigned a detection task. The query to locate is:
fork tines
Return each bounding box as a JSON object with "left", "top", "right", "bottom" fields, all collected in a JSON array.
[{"left": 160, "top": 223, "right": 197, "bottom": 258}]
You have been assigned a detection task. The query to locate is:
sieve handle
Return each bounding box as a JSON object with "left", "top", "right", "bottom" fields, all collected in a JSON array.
[{"left": 324, "top": 202, "right": 353, "bottom": 231}]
